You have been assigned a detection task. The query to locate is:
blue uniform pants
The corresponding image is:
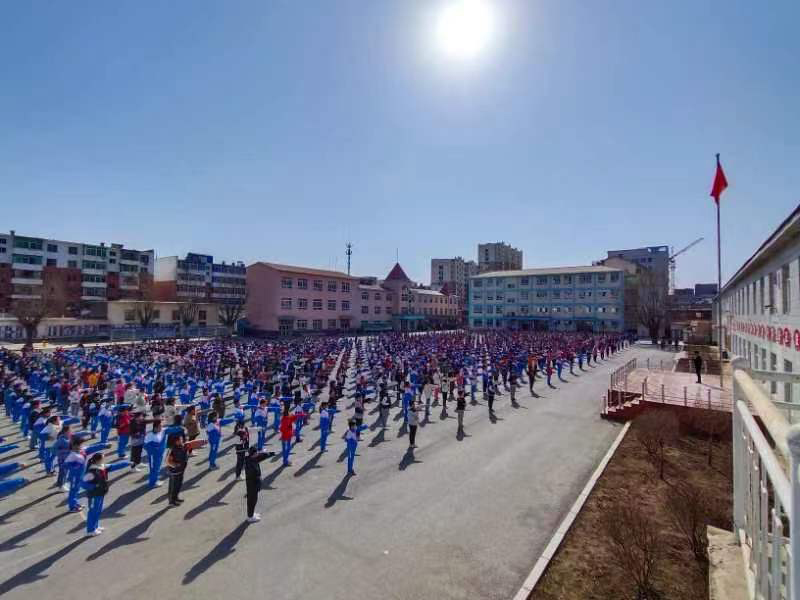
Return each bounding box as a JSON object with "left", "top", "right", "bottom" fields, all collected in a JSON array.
[
  {"left": 147, "top": 451, "right": 163, "bottom": 488},
  {"left": 346, "top": 443, "right": 357, "bottom": 474},
  {"left": 281, "top": 439, "right": 291, "bottom": 465},
  {"left": 117, "top": 434, "right": 129, "bottom": 458},
  {"left": 208, "top": 441, "right": 219, "bottom": 467},
  {"left": 86, "top": 495, "right": 104, "bottom": 533}
]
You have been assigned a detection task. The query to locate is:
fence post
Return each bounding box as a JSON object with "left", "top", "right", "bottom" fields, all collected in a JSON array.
[
  {"left": 684, "top": 386, "right": 687, "bottom": 407},
  {"left": 642, "top": 380, "right": 646, "bottom": 400},
  {"left": 787, "top": 426, "right": 800, "bottom": 600},
  {"left": 661, "top": 384, "right": 665, "bottom": 403},
  {"left": 707, "top": 388, "right": 711, "bottom": 410},
  {"left": 660, "top": 359, "right": 663, "bottom": 371},
  {"left": 647, "top": 358, "right": 650, "bottom": 370}
]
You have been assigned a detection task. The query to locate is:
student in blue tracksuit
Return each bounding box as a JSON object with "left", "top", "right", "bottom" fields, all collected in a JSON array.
[
  {"left": 144, "top": 420, "right": 167, "bottom": 488},
  {"left": 82, "top": 452, "right": 130, "bottom": 534},
  {"left": 318, "top": 402, "right": 338, "bottom": 452},
  {"left": 98, "top": 402, "right": 114, "bottom": 444},
  {"left": 205, "top": 412, "right": 222, "bottom": 469},
  {"left": 82, "top": 453, "right": 109, "bottom": 536},
  {"left": 64, "top": 440, "right": 86, "bottom": 511},
  {"left": 343, "top": 419, "right": 367, "bottom": 476},
  {"left": 254, "top": 401, "right": 269, "bottom": 451}
]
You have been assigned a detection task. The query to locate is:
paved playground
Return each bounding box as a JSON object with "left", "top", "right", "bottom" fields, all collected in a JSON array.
[{"left": 0, "top": 343, "right": 675, "bottom": 600}]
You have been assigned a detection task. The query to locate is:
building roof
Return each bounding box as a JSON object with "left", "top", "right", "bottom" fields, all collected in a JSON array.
[
  {"left": 471, "top": 265, "right": 621, "bottom": 279},
  {"left": 412, "top": 288, "right": 445, "bottom": 296},
  {"left": 385, "top": 263, "right": 412, "bottom": 282},
  {"left": 721, "top": 203, "right": 800, "bottom": 294},
  {"left": 358, "top": 284, "right": 385, "bottom": 292},
  {"left": 249, "top": 262, "right": 356, "bottom": 279}
]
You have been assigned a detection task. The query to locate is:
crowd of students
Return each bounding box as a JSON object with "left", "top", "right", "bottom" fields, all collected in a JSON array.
[{"left": 0, "top": 330, "right": 628, "bottom": 534}]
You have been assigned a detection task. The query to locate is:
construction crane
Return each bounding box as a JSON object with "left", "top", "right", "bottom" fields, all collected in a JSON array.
[{"left": 669, "top": 237, "right": 704, "bottom": 294}]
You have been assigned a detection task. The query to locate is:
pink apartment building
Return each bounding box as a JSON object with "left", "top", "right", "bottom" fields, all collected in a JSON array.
[
  {"left": 246, "top": 261, "right": 460, "bottom": 335},
  {"left": 246, "top": 262, "right": 358, "bottom": 335}
]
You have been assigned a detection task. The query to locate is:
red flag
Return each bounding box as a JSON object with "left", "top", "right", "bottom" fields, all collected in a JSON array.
[{"left": 710, "top": 153, "right": 728, "bottom": 203}]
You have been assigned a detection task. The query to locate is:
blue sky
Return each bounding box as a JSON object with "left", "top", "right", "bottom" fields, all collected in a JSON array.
[{"left": 1, "top": 1, "right": 798, "bottom": 287}]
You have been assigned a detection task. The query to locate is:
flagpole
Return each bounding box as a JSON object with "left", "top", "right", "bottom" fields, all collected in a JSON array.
[
  {"left": 715, "top": 153, "right": 724, "bottom": 389},
  {"left": 717, "top": 192, "right": 724, "bottom": 389}
]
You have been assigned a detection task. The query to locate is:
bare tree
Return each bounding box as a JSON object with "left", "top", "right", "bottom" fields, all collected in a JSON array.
[
  {"left": 603, "top": 502, "right": 662, "bottom": 599},
  {"left": 635, "top": 268, "right": 668, "bottom": 342},
  {"left": 178, "top": 301, "right": 199, "bottom": 336},
  {"left": 692, "top": 409, "right": 728, "bottom": 467},
  {"left": 666, "top": 482, "right": 713, "bottom": 565},
  {"left": 136, "top": 302, "right": 157, "bottom": 328},
  {"left": 218, "top": 293, "right": 246, "bottom": 333},
  {"left": 635, "top": 410, "right": 679, "bottom": 481},
  {"left": 11, "top": 284, "right": 55, "bottom": 349}
]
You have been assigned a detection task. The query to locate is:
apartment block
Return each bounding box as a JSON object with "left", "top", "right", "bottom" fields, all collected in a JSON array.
[
  {"left": 154, "top": 253, "right": 247, "bottom": 305},
  {"left": 0, "top": 230, "right": 154, "bottom": 317},
  {"left": 469, "top": 265, "right": 625, "bottom": 332},
  {"left": 478, "top": 242, "right": 523, "bottom": 273}
]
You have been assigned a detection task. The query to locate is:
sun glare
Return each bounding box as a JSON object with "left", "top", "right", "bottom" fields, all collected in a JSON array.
[{"left": 435, "top": 0, "right": 496, "bottom": 61}]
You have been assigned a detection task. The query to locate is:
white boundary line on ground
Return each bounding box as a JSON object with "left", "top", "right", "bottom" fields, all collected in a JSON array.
[{"left": 511, "top": 420, "right": 632, "bottom": 600}]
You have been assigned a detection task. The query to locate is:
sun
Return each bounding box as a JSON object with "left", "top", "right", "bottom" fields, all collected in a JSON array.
[{"left": 435, "top": 0, "right": 496, "bottom": 61}]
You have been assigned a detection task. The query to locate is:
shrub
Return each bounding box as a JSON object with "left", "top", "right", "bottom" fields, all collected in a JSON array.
[
  {"left": 634, "top": 410, "right": 679, "bottom": 481},
  {"left": 602, "top": 502, "right": 662, "bottom": 599}
]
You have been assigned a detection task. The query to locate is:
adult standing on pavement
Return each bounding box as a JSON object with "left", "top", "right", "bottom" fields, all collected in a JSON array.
[{"left": 693, "top": 352, "right": 703, "bottom": 384}]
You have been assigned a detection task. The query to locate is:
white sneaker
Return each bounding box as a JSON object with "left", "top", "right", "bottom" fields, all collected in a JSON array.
[
  {"left": 59, "top": 485, "right": 69, "bottom": 493},
  {"left": 154, "top": 480, "right": 164, "bottom": 487},
  {"left": 97, "top": 526, "right": 105, "bottom": 532},
  {"left": 236, "top": 475, "right": 243, "bottom": 481},
  {"left": 247, "top": 515, "right": 261, "bottom": 523},
  {"left": 87, "top": 529, "right": 103, "bottom": 537}
]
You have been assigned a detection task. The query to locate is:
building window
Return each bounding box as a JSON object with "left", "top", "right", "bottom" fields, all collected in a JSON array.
[
  {"left": 387, "top": 294, "right": 393, "bottom": 301},
  {"left": 281, "top": 277, "right": 292, "bottom": 289},
  {"left": 361, "top": 291, "right": 368, "bottom": 300},
  {"left": 297, "top": 278, "right": 308, "bottom": 290},
  {"left": 361, "top": 305, "right": 369, "bottom": 314},
  {"left": 327, "top": 281, "right": 337, "bottom": 292},
  {"left": 597, "top": 274, "right": 606, "bottom": 282},
  {"left": 610, "top": 273, "right": 619, "bottom": 282},
  {"left": 784, "top": 360, "right": 793, "bottom": 403},
  {"left": 327, "top": 300, "right": 336, "bottom": 311},
  {"left": 312, "top": 299, "right": 322, "bottom": 310},
  {"left": 770, "top": 352, "right": 778, "bottom": 394},
  {"left": 342, "top": 300, "right": 350, "bottom": 311},
  {"left": 47, "top": 244, "right": 58, "bottom": 253},
  {"left": 375, "top": 292, "right": 381, "bottom": 300},
  {"left": 124, "top": 310, "right": 136, "bottom": 321},
  {"left": 298, "top": 298, "right": 308, "bottom": 310},
  {"left": 296, "top": 320, "right": 307, "bottom": 330},
  {"left": 312, "top": 319, "right": 322, "bottom": 330},
  {"left": 198, "top": 310, "right": 207, "bottom": 321},
  {"left": 374, "top": 306, "right": 381, "bottom": 314},
  {"left": 782, "top": 263, "right": 791, "bottom": 314},
  {"left": 328, "top": 319, "right": 337, "bottom": 328},
  {"left": 341, "top": 282, "right": 350, "bottom": 293},
  {"left": 46, "top": 258, "right": 57, "bottom": 267},
  {"left": 769, "top": 272, "right": 777, "bottom": 313},
  {"left": 12, "top": 254, "right": 43, "bottom": 265},
  {"left": 313, "top": 280, "right": 323, "bottom": 291},
  {"left": 281, "top": 298, "right": 292, "bottom": 309}
]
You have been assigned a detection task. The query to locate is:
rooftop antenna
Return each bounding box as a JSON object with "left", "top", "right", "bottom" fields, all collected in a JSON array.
[
  {"left": 396, "top": 248, "right": 399, "bottom": 263},
  {"left": 345, "top": 242, "right": 352, "bottom": 275}
]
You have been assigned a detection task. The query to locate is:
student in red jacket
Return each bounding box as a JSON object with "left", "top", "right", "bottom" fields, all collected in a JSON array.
[
  {"left": 279, "top": 406, "right": 297, "bottom": 467},
  {"left": 116, "top": 406, "right": 132, "bottom": 458}
]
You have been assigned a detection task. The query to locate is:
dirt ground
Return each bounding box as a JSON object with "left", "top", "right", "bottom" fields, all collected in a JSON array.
[{"left": 529, "top": 414, "right": 733, "bottom": 600}]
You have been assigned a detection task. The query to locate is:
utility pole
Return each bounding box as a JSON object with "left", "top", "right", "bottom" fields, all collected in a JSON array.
[{"left": 345, "top": 242, "right": 352, "bottom": 275}]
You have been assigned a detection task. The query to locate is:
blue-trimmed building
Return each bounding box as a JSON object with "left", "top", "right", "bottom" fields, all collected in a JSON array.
[{"left": 468, "top": 265, "right": 625, "bottom": 332}]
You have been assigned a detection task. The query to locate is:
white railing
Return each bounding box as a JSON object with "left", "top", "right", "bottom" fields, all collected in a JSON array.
[
  {"left": 610, "top": 358, "right": 637, "bottom": 390},
  {"left": 732, "top": 360, "right": 800, "bottom": 600}
]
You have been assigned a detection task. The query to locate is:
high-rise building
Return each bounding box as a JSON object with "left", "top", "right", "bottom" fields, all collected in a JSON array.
[
  {"left": 604, "top": 246, "right": 670, "bottom": 289},
  {"left": 154, "top": 253, "right": 247, "bottom": 305},
  {"left": 478, "top": 242, "right": 523, "bottom": 273},
  {"left": 0, "top": 230, "right": 154, "bottom": 317},
  {"left": 430, "top": 256, "right": 478, "bottom": 313}
]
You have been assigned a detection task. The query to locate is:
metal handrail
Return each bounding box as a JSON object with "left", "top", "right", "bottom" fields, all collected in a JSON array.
[{"left": 732, "top": 360, "right": 800, "bottom": 600}]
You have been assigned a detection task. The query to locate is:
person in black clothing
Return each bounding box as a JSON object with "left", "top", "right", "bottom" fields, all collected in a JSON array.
[
  {"left": 234, "top": 427, "right": 250, "bottom": 480},
  {"left": 166, "top": 437, "right": 188, "bottom": 506},
  {"left": 486, "top": 379, "right": 496, "bottom": 414},
  {"left": 244, "top": 446, "right": 273, "bottom": 522},
  {"left": 455, "top": 390, "right": 466, "bottom": 433},
  {"left": 693, "top": 352, "right": 703, "bottom": 384}
]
